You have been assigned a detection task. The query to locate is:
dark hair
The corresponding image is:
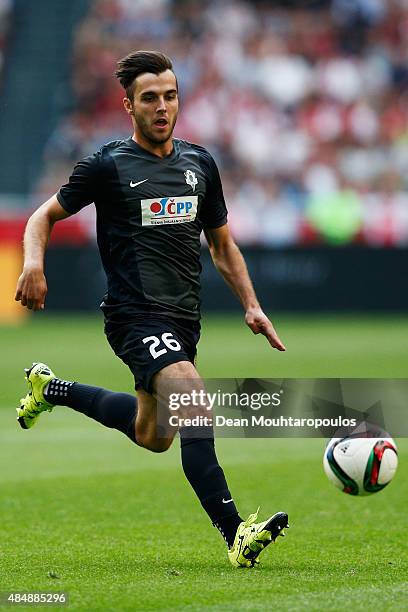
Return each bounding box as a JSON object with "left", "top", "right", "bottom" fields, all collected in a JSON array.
[{"left": 115, "top": 50, "right": 174, "bottom": 100}]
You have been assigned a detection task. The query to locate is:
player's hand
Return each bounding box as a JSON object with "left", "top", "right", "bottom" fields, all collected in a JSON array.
[
  {"left": 245, "top": 307, "right": 286, "bottom": 351},
  {"left": 15, "top": 266, "right": 48, "bottom": 311}
]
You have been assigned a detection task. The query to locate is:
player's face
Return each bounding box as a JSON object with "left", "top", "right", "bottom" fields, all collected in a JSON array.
[{"left": 128, "top": 70, "right": 179, "bottom": 146}]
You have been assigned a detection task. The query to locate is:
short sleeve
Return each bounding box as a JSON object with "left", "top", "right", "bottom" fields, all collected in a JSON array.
[
  {"left": 57, "top": 152, "right": 100, "bottom": 214},
  {"left": 199, "top": 153, "right": 228, "bottom": 229}
]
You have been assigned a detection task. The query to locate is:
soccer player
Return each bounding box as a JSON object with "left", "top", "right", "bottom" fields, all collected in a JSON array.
[{"left": 15, "top": 50, "right": 288, "bottom": 568}]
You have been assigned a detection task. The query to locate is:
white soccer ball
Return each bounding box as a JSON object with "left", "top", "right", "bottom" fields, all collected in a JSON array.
[{"left": 323, "top": 435, "right": 398, "bottom": 496}]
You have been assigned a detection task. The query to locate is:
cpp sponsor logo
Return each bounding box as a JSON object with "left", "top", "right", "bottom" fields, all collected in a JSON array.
[
  {"left": 150, "top": 198, "right": 193, "bottom": 216},
  {"left": 141, "top": 196, "right": 198, "bottom": 226}
]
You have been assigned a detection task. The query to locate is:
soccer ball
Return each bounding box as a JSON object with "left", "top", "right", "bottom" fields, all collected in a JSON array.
[{"left": 323, "top": 434, "right": 398, "bottom": 496}]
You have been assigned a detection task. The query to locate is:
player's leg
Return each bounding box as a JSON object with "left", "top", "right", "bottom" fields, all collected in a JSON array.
[
  {"left": 16, "top": 318, "right": 185, "bottom": 440},
  {"left": 154, "top": 361, "right": 241, "bottom": 541},
  {"left": 133, "top": 388, "right": 175, "bottom": 452},
  {"left": 17, "top": 362, "right": 138, "bottom": 443},
  {"left": 150, "top": 360, "right": 289, "bottom": 567},
  {"left": 16, "top": 362, "right": 177, "bottom": 452}
]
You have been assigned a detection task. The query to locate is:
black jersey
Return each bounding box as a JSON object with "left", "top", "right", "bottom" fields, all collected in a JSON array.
[{"left": 57, "top": 137, "right": 228, "bottom": 321}]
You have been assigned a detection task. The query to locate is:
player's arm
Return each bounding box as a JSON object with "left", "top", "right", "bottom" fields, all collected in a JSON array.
[
  {"left": 204, "top": 224, "right": 286, "bottom": 351},
  {"left": 15, "top": 195, "right": 71, "bottom": 311}
]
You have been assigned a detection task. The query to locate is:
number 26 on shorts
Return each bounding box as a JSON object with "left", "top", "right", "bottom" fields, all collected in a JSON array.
[{"left": 142, "top": 333, "right": 182, "bottom": 359}]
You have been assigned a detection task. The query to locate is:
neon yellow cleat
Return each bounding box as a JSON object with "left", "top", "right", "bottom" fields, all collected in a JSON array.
[
  {"left": 228, "top": 508, "right": 289, "bottom": 568},
  {"left": 16, "top": 362, "right": 56, "bottom": 429}
]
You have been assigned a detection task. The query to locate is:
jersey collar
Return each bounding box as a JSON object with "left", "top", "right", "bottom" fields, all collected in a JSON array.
[{"left": 127, "top": 137, "right": 179, "bottom": 163}]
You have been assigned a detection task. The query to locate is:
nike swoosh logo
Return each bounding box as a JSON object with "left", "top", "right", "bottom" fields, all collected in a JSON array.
[
  {"left": 130, "top": 179, "right": 148, "bottom": 188},
  {"left": 222, "top": 498, "right": 233, "bottom": 504}
]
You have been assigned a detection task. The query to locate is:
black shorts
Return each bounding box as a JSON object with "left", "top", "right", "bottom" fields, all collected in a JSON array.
[{"left": 104, "top": 315, "right": 201, "bottom": 393}]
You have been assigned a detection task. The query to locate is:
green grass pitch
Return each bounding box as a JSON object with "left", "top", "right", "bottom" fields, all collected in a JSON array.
[{"left": 0, "top": 314, "right": 407, "bottom": 611}]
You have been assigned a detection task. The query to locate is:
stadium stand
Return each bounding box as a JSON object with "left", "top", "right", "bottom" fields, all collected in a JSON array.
[
  {"left": 1, "top": 0, "right": 408, "bottom": 246},
  {"left": 0, "top": 0, "right": 89, "bottom": 198}
]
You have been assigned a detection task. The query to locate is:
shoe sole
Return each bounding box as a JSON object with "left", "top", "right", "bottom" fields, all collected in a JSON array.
[
  {"left": 241, "top": 512, "right": 289, "bottom": 567},
  {"left": 261, "top": 511, "right": 289, "bottom": 542}
]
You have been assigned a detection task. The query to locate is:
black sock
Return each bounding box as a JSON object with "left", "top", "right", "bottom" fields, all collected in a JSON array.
[
  {"left": 180, "top": 428, "right": 243, "bottom": 548},
  {"left": 44, "top": 379, "right": 137, "bottom": 443},
  {"left": 216, "top": 513, "right": 243, "bottom": 549}
]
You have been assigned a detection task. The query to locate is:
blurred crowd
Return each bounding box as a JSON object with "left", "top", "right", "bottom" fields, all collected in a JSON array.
[{"left": 37, "top": 0, "right": 408, "bottom": 246}]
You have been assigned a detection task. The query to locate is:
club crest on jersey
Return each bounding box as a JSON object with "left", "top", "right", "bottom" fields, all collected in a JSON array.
[
  {"left": 141, "top": 196, "right": 198, "bottom": 226},
  {"left": 184, "top": 169, "right": 198, "bottom": 192}
]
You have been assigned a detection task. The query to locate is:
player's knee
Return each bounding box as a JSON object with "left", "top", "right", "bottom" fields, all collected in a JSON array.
[
  {"left": 146, "top": 438, "right": 173, "bottom": 453},
  {"left": 136, "top": 432, "right": 173, "bottom": 453},
  {"left": 177, "top": 388, "right": 211, "bottom": 421}
]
